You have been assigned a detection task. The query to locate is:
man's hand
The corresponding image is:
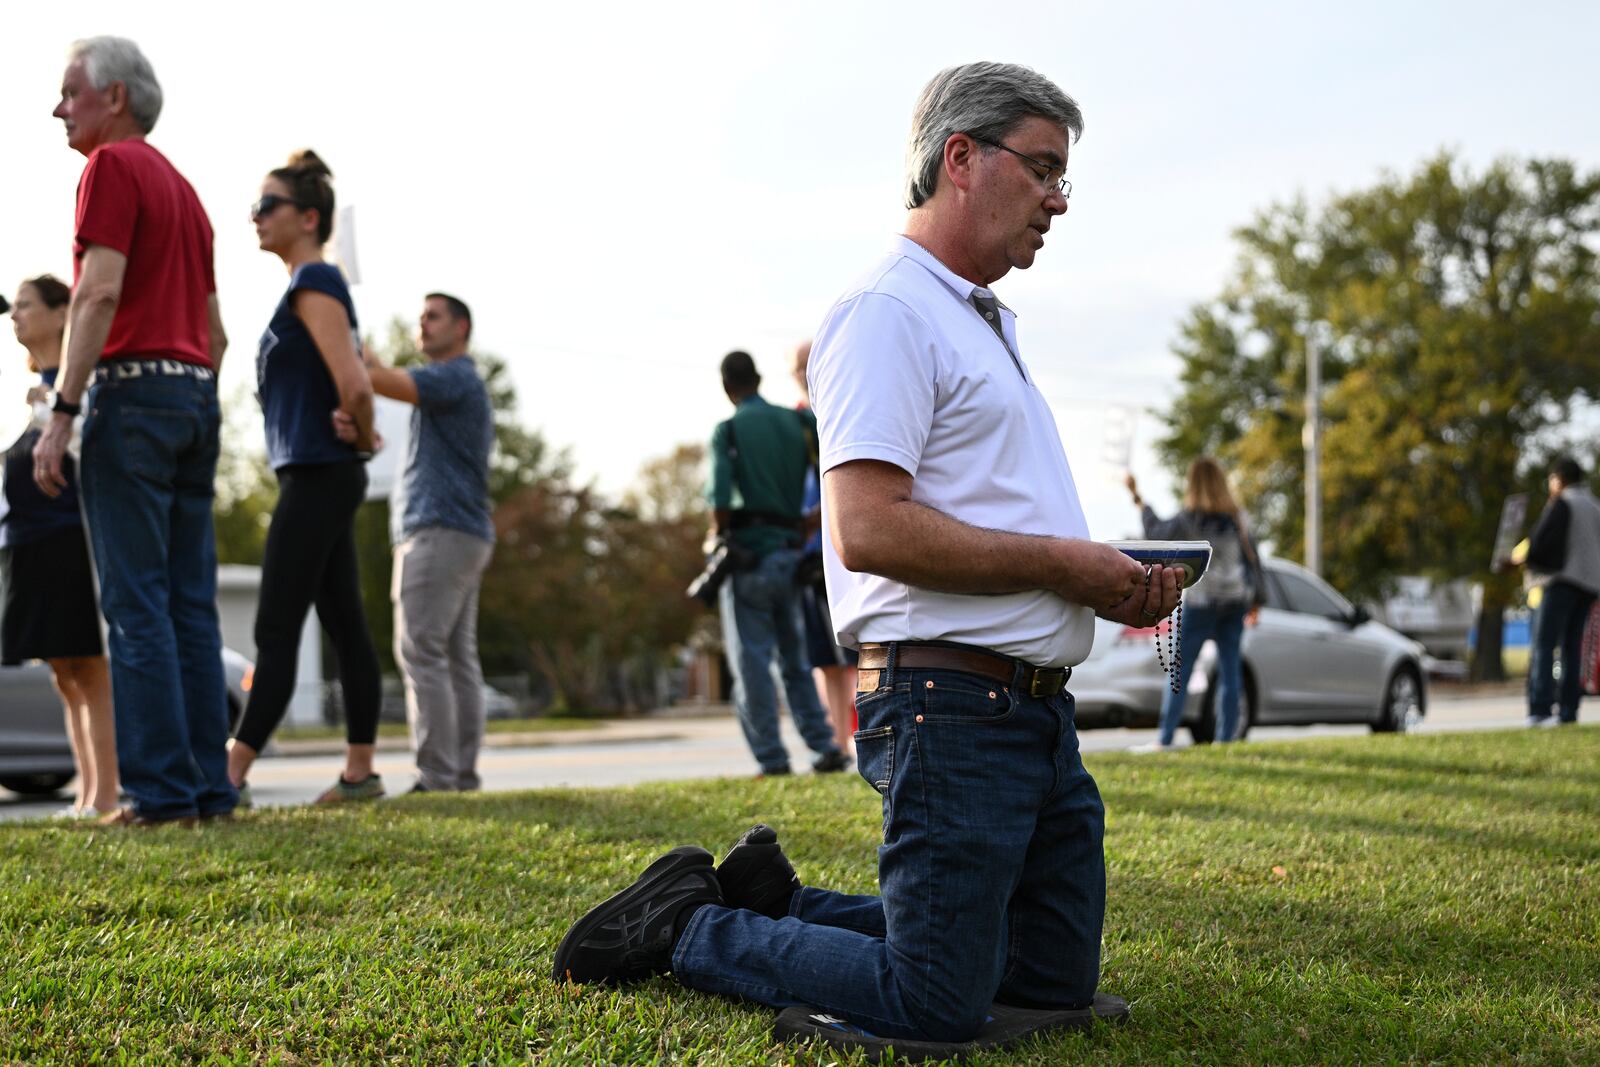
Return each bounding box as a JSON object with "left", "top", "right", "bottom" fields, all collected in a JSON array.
[
  {"left": 25, "top": 386, "right": 49, "bottom": 406},
  {"left": 1094, "top": 560, "right": 1184, "bottom": 627},
  {"left": 32, "top": 415, "right": 73, "bottom": 498}
]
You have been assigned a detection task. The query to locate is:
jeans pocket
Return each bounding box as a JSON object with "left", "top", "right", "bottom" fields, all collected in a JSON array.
[
  {"left": 852, "top": 725, "right": 895, "bottom": 794},
  {"left": 921, "top": 671, "right": 1016, "bottom": 724}
]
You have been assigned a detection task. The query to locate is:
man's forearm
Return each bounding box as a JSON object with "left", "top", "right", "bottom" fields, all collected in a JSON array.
[
  {"left": 368, "top": 363, "right": 416, "bottom": 403},
  {"left": 831, "top": 497, "right": 1071, "bottom": 597},
  {"left": 58, "top": 295, "right": 118, "bottom": 403}
]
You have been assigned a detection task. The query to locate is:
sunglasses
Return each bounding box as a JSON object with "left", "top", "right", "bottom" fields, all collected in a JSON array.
[{"left": 249, "top": 193, "right": 305, "bottom": 221}]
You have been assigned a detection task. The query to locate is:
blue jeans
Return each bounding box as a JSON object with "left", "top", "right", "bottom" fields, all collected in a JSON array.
[
  {"left": 718, "top": 547, "right": 840, "bottom": 773},
  {"left": 80, "top": 373, "right": 235, "bottom": 820},
  {"left": 1528, "top": 580, "right": 1596, "bottom": 724},
  {"left": 674, "top": 653, "right": 1106, "bottom": 1041},
  {"left": 1157, "top": 602, "right": 1247, "bottom": 746}
]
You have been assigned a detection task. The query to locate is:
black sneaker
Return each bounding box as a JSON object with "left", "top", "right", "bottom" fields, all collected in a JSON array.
[
  {"left": 717, "top": 824, "right": 801, "bottom": 920},
  {"left": 812, "top": 750, "right": 852, "bottom": 774},
  {"left": 551, "top": 846, "right": 722, "bottom": 984}
]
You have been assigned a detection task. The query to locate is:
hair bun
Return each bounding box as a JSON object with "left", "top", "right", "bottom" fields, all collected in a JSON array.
[{"left": 286, "top": 149, "right": 333, "bottom": 180}]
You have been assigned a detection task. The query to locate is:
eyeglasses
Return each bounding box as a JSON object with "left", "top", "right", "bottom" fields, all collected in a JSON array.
[
  {"left": 967, "top": 134, "right": 1071, "bottom": 199},
  {"left": 249, "top": 194, "right": 304, "bottom": 221}
]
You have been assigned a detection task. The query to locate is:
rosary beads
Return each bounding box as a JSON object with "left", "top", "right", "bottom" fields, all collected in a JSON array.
[{"left": 1150, "top": 570, "right": 1184, "bottom": 693}]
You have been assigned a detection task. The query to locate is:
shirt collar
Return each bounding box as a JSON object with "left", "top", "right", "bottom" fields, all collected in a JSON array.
[{"left": 892, "top": 235, "right": 1014, "bottom": 316}]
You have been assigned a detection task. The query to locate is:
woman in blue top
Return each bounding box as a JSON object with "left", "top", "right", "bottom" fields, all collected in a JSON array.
[
  {"left": 226, "top": 150, "right": 385, "bottom": 803},
  {"left": 1, "top": 274, "right": 117, "bottom": 817}
]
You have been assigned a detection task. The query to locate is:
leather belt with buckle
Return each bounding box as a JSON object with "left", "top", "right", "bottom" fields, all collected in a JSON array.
[{"left": 856, "top": 642, "right": 1071, "bottom": 698}]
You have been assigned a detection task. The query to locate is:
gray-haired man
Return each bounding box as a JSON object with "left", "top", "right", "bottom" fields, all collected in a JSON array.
[
  {"left": 553, "top": 62, "right": 1182, "bottom": 1045},
  {"left": 35, "top": 37, "right": 234, "bottom": 827}
]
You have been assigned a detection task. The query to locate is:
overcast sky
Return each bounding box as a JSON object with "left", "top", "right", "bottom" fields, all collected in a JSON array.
[{"left": 6, "top": 0, "right": 1597, "bottom": 536}]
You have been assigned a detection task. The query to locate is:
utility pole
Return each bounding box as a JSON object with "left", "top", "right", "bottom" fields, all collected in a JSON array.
[{"left": 1303, "top": 330, "right": 1322, "bottom": 577}]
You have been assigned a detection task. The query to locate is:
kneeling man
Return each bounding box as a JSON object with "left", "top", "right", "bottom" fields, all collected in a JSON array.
[{"left": 553, "top": 60, "right": 1181, "bottom": 1043}]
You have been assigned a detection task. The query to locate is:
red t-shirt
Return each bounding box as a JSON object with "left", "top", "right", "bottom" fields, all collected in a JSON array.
[{"left": 73, "top": 140, "right": 216, "bottom": 367}]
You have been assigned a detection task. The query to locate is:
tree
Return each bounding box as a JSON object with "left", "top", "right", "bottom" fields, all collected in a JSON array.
[
  {"left": 482, "top": 444, "right": 710, "bottom": 713},
  {"left": 1158, "top": 153, "right": 1600, "bottom": 680},
  {"left": 213, "top": 384, "right": 275, "bottom": 566}
]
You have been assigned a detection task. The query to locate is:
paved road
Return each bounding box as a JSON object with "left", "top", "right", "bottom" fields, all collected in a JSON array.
[{"left": 0, "top": 693, "right": 1535, "bottom": 823}]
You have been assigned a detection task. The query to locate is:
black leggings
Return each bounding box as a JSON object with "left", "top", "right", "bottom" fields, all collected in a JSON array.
[{"left": 233, "top": 461, "right": 381, "bottom": 751}]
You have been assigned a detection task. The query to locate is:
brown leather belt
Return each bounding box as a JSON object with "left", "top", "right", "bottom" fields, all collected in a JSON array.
[{"left": 856, "top": 642, "right": 1071, "bottom": 699}]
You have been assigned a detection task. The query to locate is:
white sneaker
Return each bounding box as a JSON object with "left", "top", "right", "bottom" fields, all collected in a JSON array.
[{"left": 1129, "top": 741, "right": 1176, "bottom": 754}]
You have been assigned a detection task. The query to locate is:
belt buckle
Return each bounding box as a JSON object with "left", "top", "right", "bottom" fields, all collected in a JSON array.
[{"left": 1029, "top": 668, "right": 1066, "bottom": 698}]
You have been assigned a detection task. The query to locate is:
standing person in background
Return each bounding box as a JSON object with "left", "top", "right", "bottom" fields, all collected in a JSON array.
[
  {"left": 1523, "top": 457, "right": 1600, "bottom": 726},
  {"left": 1124, "top": 458, "right": 1262, "bottom": 749},
  {"left": 790, "top": 339, "right": 857, "bottom": 755},
  {"left": 35, "top": 36, "right": 235, "bottom": 826},
  {"left": 707, "top": 350, "right": 848, "bottom": 778},
  {"left": 226, "top": 151, "right": 385, "bottom": 803},
  {"left": 348, "top": 295, "right": 494, "bottom": 793},
  {"left": 2, "top": 275, "right": 117, "bottom": 818}
]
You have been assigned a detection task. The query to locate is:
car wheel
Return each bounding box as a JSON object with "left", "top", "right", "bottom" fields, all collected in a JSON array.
[
  {"left": 1373, "top": 665, "right": 1424, "bottom": 733},
  {"left": 0, "top": 772, "right": 75, "bottom": 797}
]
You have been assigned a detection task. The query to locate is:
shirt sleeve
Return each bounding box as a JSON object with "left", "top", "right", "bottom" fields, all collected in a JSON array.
[
  {"left": 75, "top": 149, "right": 138, "bottom": 257},
  {"left": 707, "top": 419, "right": 734, "bottom": 511},
  {"left": 410, "top": 359, "right": 477, "bottom": 410},
  {"left": 289, "top": 263, "right": 350, "bottom": 304},
  {"left": 809, "top": 292, "right": 938, "bottom": 478}
]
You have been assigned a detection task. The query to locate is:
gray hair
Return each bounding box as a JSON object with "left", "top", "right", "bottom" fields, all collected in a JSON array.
[
  {"left": 904, "top": 62, "right": 1083, "bottom": 209},
  {"left": 68, "top": 37, "right": 163, "bottom": 134}
]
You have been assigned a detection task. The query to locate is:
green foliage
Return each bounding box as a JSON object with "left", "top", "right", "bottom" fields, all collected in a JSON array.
[
  {"left": 4, "top": 730, "right": 1598, "bottom": 1063},
  {"left": 212, "top": 385, "right": 275, "bottom": 566},
  {"left": 1160, "top": 154, "right": 1600, "bottom": 677},
  {"left": 483, "top": 443, "right": 709, "bottom": 711}
]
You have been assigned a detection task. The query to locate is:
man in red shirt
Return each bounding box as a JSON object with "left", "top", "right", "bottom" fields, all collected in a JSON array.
[{"left": 34, "top": 36, "right": 236, "bottom": 826}]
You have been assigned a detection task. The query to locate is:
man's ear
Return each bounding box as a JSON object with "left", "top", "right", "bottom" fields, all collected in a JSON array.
[
  {"left": 106, "top": 80, "right": 129, "bottom": 117},
  {"left": 943, "top": 132, "right": 980, "bottom": 194}
]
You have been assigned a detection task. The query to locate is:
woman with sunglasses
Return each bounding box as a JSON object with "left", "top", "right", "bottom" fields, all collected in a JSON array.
[
  {"left": 1, "top": 274, "right": 117, "bottom": 817},
  {"left": 227, "top": 150, "right": 384, "bottom": 804}
]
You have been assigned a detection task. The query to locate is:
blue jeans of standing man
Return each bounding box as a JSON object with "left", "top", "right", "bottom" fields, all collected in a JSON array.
[
  {"left": 1528, "top": 580, "right": 1597, "bottom": 724},
  {"left": 674, "top": 654, "right": 1106, "bottom": 1041},
  {"left": 80, "top": 372, "right": 235, "bottom": 820},
  {"left": 1157, "top": 602, "right": 1248, "bottom": 746},
  {"left": 718, "top": 546, "right": 841, "bottom": 774}
]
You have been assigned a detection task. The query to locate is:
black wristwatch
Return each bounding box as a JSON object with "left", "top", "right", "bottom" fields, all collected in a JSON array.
[{"left": 51, "top": 394, "right": 82, "bottom": 417}]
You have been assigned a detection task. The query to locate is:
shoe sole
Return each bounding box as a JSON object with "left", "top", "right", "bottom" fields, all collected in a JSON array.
[{"left": 551, "top": 845, "right": 714, "bottom": 984}]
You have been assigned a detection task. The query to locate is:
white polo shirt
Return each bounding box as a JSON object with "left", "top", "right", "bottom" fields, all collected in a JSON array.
[{"left": 808, "top": 235, "right": 1095, "bottom": 669}]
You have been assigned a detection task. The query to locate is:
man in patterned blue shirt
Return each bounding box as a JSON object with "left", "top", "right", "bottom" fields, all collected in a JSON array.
[{"left": 357, "top": 293, "right": 495, "bottom": 792}]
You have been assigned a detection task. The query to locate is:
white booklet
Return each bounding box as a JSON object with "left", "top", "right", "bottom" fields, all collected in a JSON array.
[{"left": 1104, "top": 540, "right": 1212, "bottom": 588}]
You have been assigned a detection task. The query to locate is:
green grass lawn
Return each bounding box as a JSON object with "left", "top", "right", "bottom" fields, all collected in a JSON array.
[{"left": 3, "top": 729, "right": 1597, "bottom": 1064}]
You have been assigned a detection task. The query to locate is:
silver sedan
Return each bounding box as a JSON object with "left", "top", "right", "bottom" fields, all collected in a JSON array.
[
  {"left": 1070, "top": 557, "right": 1428, "bottom": 742},
  {"left": 0, "top": 649, "right": 253, "bottom": 797}
]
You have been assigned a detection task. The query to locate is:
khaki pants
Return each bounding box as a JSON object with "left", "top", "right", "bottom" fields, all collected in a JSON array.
[{"left": 393, "top": 527, "right": 494, "bottom": 790}]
